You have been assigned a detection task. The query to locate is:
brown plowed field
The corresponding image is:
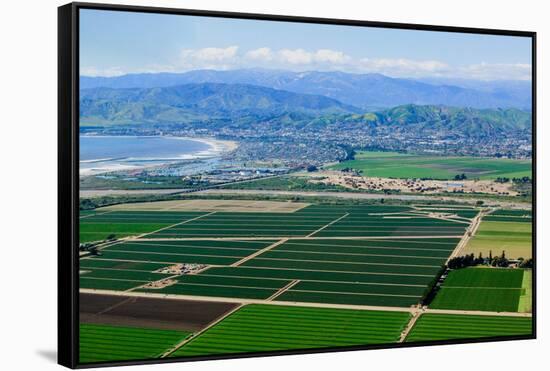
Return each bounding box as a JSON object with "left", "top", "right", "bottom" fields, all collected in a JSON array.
[{"left": 80, "top": 293, "right": 238, "bottom": 331}]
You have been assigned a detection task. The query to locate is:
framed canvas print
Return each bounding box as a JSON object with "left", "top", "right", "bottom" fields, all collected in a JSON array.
[{"left": 58, "top": 2, "right": 536, "bottom": 368}]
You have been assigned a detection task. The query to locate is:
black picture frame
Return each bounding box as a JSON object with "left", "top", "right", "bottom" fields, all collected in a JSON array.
[{"left": 58, "top": 2, "right": 537, "bottom": 368}]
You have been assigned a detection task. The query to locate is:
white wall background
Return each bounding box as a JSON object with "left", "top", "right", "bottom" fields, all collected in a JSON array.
[{"left": 0, "top": 0, "right": 546, "bottom": 369}]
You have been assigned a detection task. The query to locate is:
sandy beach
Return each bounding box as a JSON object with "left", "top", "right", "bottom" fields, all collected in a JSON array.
[
  {"left": 191, "top": 137, "right": 238, "bottom": 153},
  {"left": 79, "top": 136, "right": 238, "bottom": 176}
]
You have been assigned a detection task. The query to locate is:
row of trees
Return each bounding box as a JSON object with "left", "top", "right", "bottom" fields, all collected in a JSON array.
[
  {"left": 513, "top": 176, "right": 532, "bottom": 184},
  {"left": 79, "top": 234, "right": 117, "bottom": 255},
  {"left": 495, "top": 176, "right": 532, "bottom": 184},
  {"left": 447, "top": 250, "right": 533, "bottom": 269}
]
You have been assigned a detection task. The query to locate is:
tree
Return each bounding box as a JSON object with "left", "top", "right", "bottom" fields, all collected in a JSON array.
[
  {"left": 520, "top": 259, "right": 533, "bottom": 268},
  {"left": 447, "top": 253, "right": 477, "bottom": 269},
  {"left": 492, "top": 254, "right": 509, "bottom": 267},
  {"left": 306, "top": 165, "right": 318, "bottom": 172},
  {"left": 474, "top": 252, "right": 484, "bottom": 265}
]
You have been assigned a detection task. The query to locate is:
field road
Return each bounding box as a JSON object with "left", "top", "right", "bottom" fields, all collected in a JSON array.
[
  {"left": 160, "top": 304, "right": 245, "bottom": 358},
  {"left": 194, "top": 189, "right": 532, "bottom": 208},
  {"left": 198, "top": 189, "right": 434, "bottom": 201},
  {"left": 399, "top": 306, "right": 422, "bottom": 342},
  {"left": 79, "top": 289, "right": 531, "bottom": 318},
  {"left": 230, "top": 238, "right": 289, "bottom": 267},
  {"left": 80, "top": 288, "right": 413, "bottom": 313},
  {"left": 135, "top": 235, "right": 465, "bottom": 241},
  {"left": 80, "top": 189, "right": 185, "bottom": 197},
  {"left": 79, "top": 175, "right": 287, "bottom": 198},
  {"left": 80, "top": 187, "right": 532, "bottom": 210},
  {"left": 423, "top": 308, "right": 532, "bottom": 317},
  {"left": 446, "top": 209, "right": 484, "bottom": 263}
]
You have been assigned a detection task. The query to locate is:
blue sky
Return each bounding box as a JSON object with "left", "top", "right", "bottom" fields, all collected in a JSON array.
[{"left": 80, "top": 9, "right": 532, "bottom": 80}]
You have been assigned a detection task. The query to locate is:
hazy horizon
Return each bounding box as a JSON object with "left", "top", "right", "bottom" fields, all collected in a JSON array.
[
  {"left": 80, "top": 9, "right": 532, "bottom": 81},
  {"left": 80, "top": 67, "right": 532, "bottom": 83}
]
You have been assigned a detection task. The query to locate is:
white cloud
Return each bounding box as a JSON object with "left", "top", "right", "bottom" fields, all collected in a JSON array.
[
  {"left": 278, "top": 49, "right": 313, "bottom": 64},
  {"left": 314, "top": 49, "right": 350, "bottom": 64},
  {"left": 456, "top": 62, "right": 531, "bottom": 81},
  {"left": 276, "top": 48, "right": 351, "bottom": 65},
  {"left": 181, "top": 46, "right": 239, "bottom": 62},
  {"left": 358, "top": 58, "right": 450, "bottom": 77},
  {"left": 245, "top": 47, "right": 273, "bottom": 61},
  {"left": 80, "top": 66, "right": 126, "bottom": 77},
  {"left": 81, "top": 45, "right": 531, "bottom": 81}
]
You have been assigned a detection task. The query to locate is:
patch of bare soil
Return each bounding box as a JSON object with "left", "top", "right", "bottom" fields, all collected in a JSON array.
[
  {"left": 80, "top": 293, "right": 239, "bottom": 331},
  {"left": 309, "top": 171, "right": 517, "bottom": 196},
  {"left": 141, "top": 278, "right": 178, "bottom": 290},
  {"left": 154, "top": 263, "right": 208, "bottom": 275},
  {"left": 101, "top": 199, "right": 310, "bottom": 213}
]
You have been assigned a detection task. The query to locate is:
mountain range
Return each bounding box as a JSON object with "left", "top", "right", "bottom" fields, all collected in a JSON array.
[
  {"left": 80, "top": 83, "right": 359, "bottom": 125},
  {"left": 80, "top": 82, "right": 531, "bottom": 138},
  {"left": 80, "top": 69, "right": 532, "bottom": 109}
]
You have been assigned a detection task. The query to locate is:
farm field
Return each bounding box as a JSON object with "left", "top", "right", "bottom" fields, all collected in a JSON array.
[
  {"left": 82, "top": 236, "right": 459, "bottom": 307},
  {"left": 79, "top": 210, "right": 207, "bottom": 242},
  {"left": 78, "top": 199, "right": 533, "bottom": 362},
  {"left": 328, "top": 151, "right": 532, "bottom": 180},
  {"left": 463, "top": 216, "right": 532, "bottom": 259},
  {"left": 146, "top": 204, "right": 469, "bottom": 238},
  {"left": 80, "top": 201, "right": 470, "bottom": 308},
  {"left": 79, "top": 323, "right": 189, "bottom": 363},
  {"left": 405, "top": 313, "right": 532, "bottom": 342},
  {"left": 80, "top": 293, "right": 239, "bottom": 332},
  {"left": 100, "top": 199, "right": 310, "bottom": 213},
  {"left": 483, "top": 209, "right": 532, "bottom": 223},
  {"left": 518, "top": 270, "right": 533, "bottom": 313},
  {"left": 136, "top": 237, "right": 458, "bottom": 307},
  {"left": 429, "top": 268, "right": 530, "bottom": 312},
  {"left": 171, "top": 304, "right": 410, "bottom": 357}
]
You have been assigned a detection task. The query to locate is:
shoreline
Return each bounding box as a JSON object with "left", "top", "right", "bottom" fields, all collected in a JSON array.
[{"left": 79, "top": 135, "right": 238, "bottom": 177}]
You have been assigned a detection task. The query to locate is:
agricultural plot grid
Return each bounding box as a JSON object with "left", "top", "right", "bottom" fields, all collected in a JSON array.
[
  {"left": 79, "top": 201, "right": 532, "bottom": 360},
  {"left": 80, "top": 203, "right": 470, "bottom": 308}
]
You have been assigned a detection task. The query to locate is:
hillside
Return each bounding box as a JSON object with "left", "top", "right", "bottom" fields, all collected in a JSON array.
[
  {"left": 377, "top": 105, "right": 531, "bottom": 135},
  {"left": 80, "top": 79, "right": 531, "bottom": 138},
  {"left": 80, "top": 83, "right": 359, "bottom": 125}
]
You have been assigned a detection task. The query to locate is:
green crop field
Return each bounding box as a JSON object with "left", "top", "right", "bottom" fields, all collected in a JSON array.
[
  {"left": 406, "top": 313, "right": 532, "bottom": 342},
  {"left": 484, "top": 209, "right": 532, "bottom": 223},
  {"left": 79, "top": 211, "right": 207, "bottom": 242},
  {"left": 79, "top": 323, "right": 189, "bottom": 363},
  {"left": 85, "top": 235, "right": 459, "bottom": 307},
  {"left": 77, "top": 198, "right": 532, "bottom": 362},
  {"left": 518, "top": 270, "right": 533, "bottom": 313},
  {"left": 328, "top": 151, "right": 532, "bottom": 180},
  {"left": 429, "top": 268, "right": 529, "bottom": 312},
  {"left": 79, "top": 239, "right": 277, "bottom": 292},
  {"left": 148, "top": 204, "right": 468, "bottom": 239},
  {"left": 171, "top": 304, "right": 410, "bottom": 357},
  {"left": 80, "top": 203, "right": 466, "bottom": 307},
  {"left": 463, "top": 217, "right": 532, "bottom": 259},
  {"left": 489, "top": 209, "right": 532, "bottom": 217},
  {"left": 134, "top": 236, "right": 459, "bottom": 307}
]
